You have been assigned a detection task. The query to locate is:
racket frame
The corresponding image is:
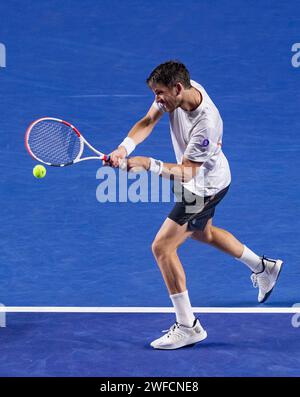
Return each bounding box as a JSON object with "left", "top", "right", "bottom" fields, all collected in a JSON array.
[{"left": 25, "top": 117, "right": 110, "bottom": 167}]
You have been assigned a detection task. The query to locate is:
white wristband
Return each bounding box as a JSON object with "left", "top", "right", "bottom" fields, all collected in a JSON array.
[
  {"left": 149, "top": 158, "right": 164, "bottom": 175},
  {"left": 119, "top": 137, "right": 136, "bottom": 156}
]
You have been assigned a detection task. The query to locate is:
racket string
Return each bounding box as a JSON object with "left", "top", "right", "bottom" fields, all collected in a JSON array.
[{"left": 28, "top": 121, "right": 81, "bottom": 165}]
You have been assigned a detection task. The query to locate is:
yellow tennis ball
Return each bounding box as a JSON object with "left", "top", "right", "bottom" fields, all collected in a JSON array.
[{"left": 33, "top": 165, "right": 46, "bottom": 179}]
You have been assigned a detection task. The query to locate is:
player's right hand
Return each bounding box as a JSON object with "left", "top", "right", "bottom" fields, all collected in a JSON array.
[{"left": 105, "top": 146, "right": 127, "bottom": 168}]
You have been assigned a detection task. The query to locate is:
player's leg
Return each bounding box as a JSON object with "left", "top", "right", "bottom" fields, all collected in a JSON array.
[
  {"left": 191, "top": 218, "right": 244, "bottom": 258},
  {"left": 151, "top": 217, "right": 192, "bottom": 295},
  {"left": 191, "top": 219, "right": 283, "bottom": 303},
  {"left": 192, "top": 218, "right": 264, "bottom": 272},
  {"left": 150, "top": 218, "right": 207, "bottom": 349}
]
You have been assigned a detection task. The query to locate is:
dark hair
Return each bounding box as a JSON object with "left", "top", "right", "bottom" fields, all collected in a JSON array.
[{"left": 146, "top": 60, "right": 192, "bottom": 89}]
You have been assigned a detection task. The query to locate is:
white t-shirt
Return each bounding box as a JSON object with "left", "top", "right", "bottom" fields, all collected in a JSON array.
[{"left": 153, "top": 80, "right": 231, "bottom": 197}]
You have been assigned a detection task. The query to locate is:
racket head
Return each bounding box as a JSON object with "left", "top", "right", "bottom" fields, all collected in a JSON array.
[{"left": 25, "top": 117, "right": 84, "bottom": 167}]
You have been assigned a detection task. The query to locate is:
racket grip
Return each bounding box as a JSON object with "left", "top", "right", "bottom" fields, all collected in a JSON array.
[{"left": 104, "top": 154, "right": 110, "bottom": 162}]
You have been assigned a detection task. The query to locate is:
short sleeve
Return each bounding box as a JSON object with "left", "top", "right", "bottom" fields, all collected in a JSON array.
[{"left": 184, "top": 126, "right": 219, "bottom": 163}]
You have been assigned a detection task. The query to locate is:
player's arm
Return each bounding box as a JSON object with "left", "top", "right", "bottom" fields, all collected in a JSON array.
[
  {"left": 160, "top": 157, "right": 203, "bottom": 182},
  {"left": 109, "top": 104, "right": 163, "bottom": 167},
  {"left": 128, "top": 104, "right": 162, "bottom": 144},
  {"left": 129, "top": 125, "right": 217, "bottom": 181},
  {"left": 126, "top": 124, "right": 214, "bottom": 181},
  {"left": 127, "top": 156, "right": 203, "bottom": 183}
]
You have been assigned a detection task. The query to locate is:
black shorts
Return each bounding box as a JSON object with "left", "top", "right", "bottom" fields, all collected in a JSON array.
[{"left": 168, "top": 184, "right": 230, "bottom": 231}]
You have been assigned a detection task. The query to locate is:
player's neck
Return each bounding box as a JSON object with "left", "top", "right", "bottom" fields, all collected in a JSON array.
[{"left": 180, "top": 87, "right": 202, "bottom": 112}]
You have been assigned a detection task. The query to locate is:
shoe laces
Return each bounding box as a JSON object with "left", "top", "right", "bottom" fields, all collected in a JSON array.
[
  {"left": 251, "top": 255, "right": 268, "bottom": 288},
  {"left": 162, "top": 322, "right": 179, "bottom": 337}
]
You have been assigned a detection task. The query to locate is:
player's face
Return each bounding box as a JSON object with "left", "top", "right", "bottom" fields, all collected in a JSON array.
[{"left": 152, "top": 83, "right": 180, "bottom": 112}]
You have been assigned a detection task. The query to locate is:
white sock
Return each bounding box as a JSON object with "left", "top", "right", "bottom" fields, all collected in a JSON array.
[
  {"left": 170, "top": 290, "right": 195, "bottom": 327},
  {"left": 236, "top": 245, "right": 263, "bottom": 273}
]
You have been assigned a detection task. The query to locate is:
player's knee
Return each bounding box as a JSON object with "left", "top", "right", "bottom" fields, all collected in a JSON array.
[
  {"left": 152, "top": 238, "right": 172, "bottom": 260},
  {"left": 151, "top": 238, "right": 164, "bottom": 259}
]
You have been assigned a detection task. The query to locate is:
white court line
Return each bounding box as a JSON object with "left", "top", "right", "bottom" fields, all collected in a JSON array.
[{"left": 0, "top": 307, "right": 299, "bottom": 313}]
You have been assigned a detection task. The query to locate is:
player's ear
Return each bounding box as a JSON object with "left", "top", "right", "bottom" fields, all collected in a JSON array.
[{"left": 175, "top": 83, "right": 183, "bottom": 96}]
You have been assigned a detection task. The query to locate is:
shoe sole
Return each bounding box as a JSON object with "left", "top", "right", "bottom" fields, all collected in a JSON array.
[
  {"left": 259, "top": 260, "right": 283, "bottom": 303},
  {"left": 151, "top": 330, "right": 208, "bottom": 350}
]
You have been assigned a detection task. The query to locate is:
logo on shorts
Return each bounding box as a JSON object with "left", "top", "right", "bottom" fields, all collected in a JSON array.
[{"left": 201, "top": 139, "right": 209, "bottom": 147}]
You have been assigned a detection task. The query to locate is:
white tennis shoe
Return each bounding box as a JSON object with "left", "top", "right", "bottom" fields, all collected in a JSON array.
[
  {"left": 251, "top": 256, "right": 283, "bottom": 303},
  {"left": 150, "top": 319, "right": 207, "bottom": 350}
]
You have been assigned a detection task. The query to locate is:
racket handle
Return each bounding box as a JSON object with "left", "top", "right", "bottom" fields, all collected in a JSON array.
[{"left": 103, "top": 155, "right": 128, "bottom": 171}]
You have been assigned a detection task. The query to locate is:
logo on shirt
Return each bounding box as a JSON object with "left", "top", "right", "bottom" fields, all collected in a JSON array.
[{"left": 200, "top": 139, "right": 209, "bottom": 147}]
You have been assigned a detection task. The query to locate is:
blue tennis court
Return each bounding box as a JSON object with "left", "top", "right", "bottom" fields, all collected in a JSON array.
[
  {"left": 0, "top": 0, "right": 299, "bottom": 377},
  {"left": 0, "top": 312, "right": 299, "bottom": 377}
]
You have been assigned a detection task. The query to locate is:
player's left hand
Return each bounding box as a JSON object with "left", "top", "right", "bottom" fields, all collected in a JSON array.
[{"left": 127, "top": 156, "right": 150, "bottom": 172}]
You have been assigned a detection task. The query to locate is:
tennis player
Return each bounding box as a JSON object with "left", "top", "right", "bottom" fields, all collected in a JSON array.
[{"left": 108, "top": 61, "right": 283, "bottom": 350}]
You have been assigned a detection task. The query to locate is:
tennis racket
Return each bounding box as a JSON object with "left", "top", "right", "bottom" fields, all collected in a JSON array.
[{"left": 25, "top": 117, "right": 110, "bottom": 167}]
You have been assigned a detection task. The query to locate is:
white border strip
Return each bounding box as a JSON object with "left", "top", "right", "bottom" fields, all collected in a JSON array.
[{"left": 0, "top": 307, "right": 299, "bottom": 313}]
